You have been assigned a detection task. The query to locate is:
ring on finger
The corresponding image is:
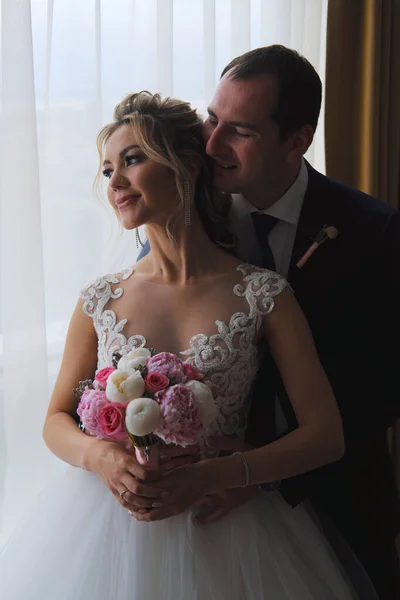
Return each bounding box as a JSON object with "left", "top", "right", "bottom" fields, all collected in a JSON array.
[
  {"left": 119, "top": 489, "right": 129, "bottom": 500},
  {"left": 128, "top": 508, "right": 149, "bottom": 516}
]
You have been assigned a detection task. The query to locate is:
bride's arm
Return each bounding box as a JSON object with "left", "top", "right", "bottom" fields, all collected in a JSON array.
[
  {"left": 43, "top": 300, "right": 104, "bottom": 468},
  {"left": 43, "top": 301, "right": 167, "bottom": 507},
  {"left": 206, "top": 287, "right": 344, "bottom": 491}
]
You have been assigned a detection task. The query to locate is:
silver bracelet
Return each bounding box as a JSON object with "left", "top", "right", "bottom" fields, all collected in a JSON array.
[{"left": 233, "top": 451, "right": 251, "bottom": 487}]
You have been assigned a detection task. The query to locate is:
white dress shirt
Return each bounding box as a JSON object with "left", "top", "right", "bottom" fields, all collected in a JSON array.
[{"left": 229, "top": 159, "right": 309, "bottom": 277}]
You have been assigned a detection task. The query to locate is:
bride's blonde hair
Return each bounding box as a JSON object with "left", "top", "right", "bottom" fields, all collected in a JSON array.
[{"left": 96, "top": 91, "right": 233, "bottom": 247}]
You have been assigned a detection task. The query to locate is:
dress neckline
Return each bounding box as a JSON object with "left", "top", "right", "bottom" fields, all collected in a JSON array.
[
  {"left": 81, "top": 263, "right": 287, "bottom": 375},
  {"left": 101, "top": 263, "right": 257, "bottom": 357}
]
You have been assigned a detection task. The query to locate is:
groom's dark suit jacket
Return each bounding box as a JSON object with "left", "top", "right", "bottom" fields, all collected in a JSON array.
[{"left": 246, "top": 162, "right": 400, "bottom": 595}]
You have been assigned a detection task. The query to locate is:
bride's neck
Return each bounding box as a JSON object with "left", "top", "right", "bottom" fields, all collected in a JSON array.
[{"left": 142, "top": 216, "right": 226, "bottom": 285}]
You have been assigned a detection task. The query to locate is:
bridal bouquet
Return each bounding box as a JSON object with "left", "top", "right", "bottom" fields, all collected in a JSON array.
[{"left": 73, "top": 349, "right": 218, "bottom": 466}]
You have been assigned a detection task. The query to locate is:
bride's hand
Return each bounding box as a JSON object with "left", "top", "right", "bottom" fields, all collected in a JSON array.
[
  {"left": 187, "top": 437, "right": 258, "bottom": 524},
  {"left": 130, "top": 436, "right": 256, "bottom": 522},
  {"left": 85, "top": 439, "right": 170, "bottom": 512},
  {"left": 130, "top": 461, "right": 213, "bottom": 522},
  {"left": 159, "top": 444, "right": 199, "bottom": 471}
]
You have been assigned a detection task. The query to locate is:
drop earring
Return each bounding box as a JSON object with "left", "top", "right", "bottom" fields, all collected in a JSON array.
[
  {"left": 135, "top": 228, "right": 144, "bottom": 249},
  {"left": 183, "top": 180, "right": 191, "bottom": 227}
]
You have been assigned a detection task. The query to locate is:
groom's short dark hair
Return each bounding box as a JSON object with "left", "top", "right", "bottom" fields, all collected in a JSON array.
[{"left": 221, "top": 45, "right": 322, "bottom": 140}]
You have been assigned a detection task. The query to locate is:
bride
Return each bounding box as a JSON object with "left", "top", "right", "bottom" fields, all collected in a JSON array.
[{"left": 0, "top": 91, "right": 359, "bottom": 599}]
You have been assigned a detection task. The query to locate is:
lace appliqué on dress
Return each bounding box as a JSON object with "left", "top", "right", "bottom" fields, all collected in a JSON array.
[
  {"left": 80, "top": 264, "right": 288, "bottom": 441},
  {"left": 80, "top": 267, "right": 146, "bottom": 369},
  {"left": 181, "top": 265, "right": 288, "bottom": 438}
]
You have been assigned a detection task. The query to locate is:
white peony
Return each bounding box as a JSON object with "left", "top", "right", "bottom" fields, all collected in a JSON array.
[
  {"left": 125, "top": 397, "right": 161, "bottom": 437},
  {"left": 106, "top": 369, "right": 145, "bottom": 403},
  {"left": 118, "top": 347, "right": 152, "bottom": 371},
  {"left": 185, "top": 380, "right": 218, "bottom": 427}
]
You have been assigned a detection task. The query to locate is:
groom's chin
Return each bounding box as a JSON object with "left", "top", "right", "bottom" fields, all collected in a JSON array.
[
  {"left": 212, "top": 179, "right": 233, "bottom": 195},
  {"left": 212, "top": 172, "right": 240, "bottom": 196}
]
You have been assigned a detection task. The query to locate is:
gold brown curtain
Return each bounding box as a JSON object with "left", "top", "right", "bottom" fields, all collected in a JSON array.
[{"left": 325, "top": 0, "right": 400, "bottom": 211}]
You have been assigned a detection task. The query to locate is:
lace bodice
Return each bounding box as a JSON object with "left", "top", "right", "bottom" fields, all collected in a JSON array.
[{"left": 80, "top": 264, "right": 288, "bottom": 440}]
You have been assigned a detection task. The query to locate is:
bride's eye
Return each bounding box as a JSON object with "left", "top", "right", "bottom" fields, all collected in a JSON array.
[
  {"left": 126, "top": 154, "right": 143, "bottom": 166},
  {"left": 102, "top": 168, "right": 113, "bottom": 179}
]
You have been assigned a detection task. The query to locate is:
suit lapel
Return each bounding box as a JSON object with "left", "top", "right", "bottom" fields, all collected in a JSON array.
[{"left": 277, "top": 165, "right": 342, "bottom": 432}]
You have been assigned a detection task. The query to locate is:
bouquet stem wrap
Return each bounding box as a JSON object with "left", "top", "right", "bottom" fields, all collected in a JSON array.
[{"left": 128, "top": 433, "right": 160, "bottom": 469}]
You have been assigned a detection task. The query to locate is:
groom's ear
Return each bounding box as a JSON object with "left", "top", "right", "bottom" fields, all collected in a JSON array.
[{"left": 285, "top": 124, "right": 314, "bottom": 164}]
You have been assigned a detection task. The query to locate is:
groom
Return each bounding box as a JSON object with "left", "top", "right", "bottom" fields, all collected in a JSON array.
[{"left": 200, "top": 45, "right": 400, "bottom": 599}]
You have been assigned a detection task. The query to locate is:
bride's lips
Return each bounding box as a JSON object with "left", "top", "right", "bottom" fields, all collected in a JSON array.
[{"left": 115, "top": 194, "right": 141, "bottom": 209}]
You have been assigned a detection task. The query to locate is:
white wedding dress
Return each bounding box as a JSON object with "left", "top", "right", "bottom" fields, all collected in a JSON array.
[{"left": 0, "top": 265, "right": 358, "bottom": 599}]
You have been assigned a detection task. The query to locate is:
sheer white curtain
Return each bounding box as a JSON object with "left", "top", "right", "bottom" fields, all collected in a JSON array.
[{"left": 0, "top": 0, "right": 328, "bottom": 541}]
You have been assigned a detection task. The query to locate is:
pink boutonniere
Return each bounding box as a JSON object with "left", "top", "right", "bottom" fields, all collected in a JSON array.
[{"left": 296, "top": 225, "right": 339, "bottom": 269}]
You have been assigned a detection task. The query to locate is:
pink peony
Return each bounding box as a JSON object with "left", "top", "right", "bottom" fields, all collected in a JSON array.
[
  {"left": 147, "top": 352, "right": 185, "bottom": 383},
  {"left": 98, "top": 402, "right": 127, "bottom": 441},
  {"left": 77, "top": 387, "right": 109, "bottom": 437},
  {"left": 95, "top": 367, "right": 116, "bottom": 389},
  {"left": 154, "top": 384, "right": 204, "bottom": 446},
  {"left": 183, "top": 363, "right": 203, "bottom": 382},
  {"left": 145, "top": 372, "right": 170, "bottom": 394}
]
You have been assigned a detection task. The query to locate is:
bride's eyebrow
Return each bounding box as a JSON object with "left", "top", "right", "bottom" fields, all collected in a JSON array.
[{"left": 103, "top": 144, "right": 141, "bottom": 166}]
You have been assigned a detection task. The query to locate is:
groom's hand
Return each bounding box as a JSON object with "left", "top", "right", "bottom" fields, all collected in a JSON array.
[{"left": 193, "top": 487, "right": 260, "bottom": 524}]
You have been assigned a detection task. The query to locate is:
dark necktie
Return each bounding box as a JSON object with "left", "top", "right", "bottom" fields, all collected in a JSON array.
[
  {"left": 250, "top": 213, "right": 279, "bottom": 270},
  {"left": 249, "top": 213, "right": 280, "bottom": 483}
]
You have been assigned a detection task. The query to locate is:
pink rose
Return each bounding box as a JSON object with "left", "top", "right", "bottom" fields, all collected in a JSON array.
[
  {"left": 145, "top": 372, "right": 170, "bottom": 394},
  {"left": 95, "top": 367, "right": 116, "bottom": 389},
  {"left": 77, "top": 387, "right": 109, "bottom": 437},
  {"left": 98, "top": 402, "right": 127, "bottom": 441},
  {"left": 154, "top": 384, "right": 204, "bottom": 446},
  {"left": 147, "top": 352, "right": 185, "bottom": 383},
  {"left": 183, "top": 363, "right": 203, "bottom": 382}
]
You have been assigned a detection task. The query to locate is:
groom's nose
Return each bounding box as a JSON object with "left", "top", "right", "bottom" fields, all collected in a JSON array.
[{"left": 205, "top": 123, "right": 230, "bottom": 159}]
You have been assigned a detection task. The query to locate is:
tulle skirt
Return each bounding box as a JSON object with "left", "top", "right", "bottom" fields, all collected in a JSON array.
[{"left": 0, "top": 464, "right": 358, "bottom": 599}]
